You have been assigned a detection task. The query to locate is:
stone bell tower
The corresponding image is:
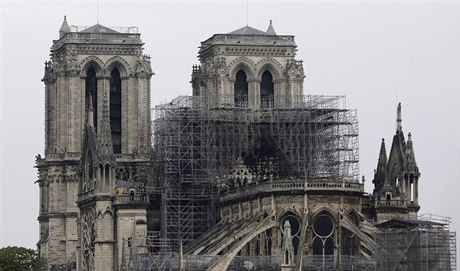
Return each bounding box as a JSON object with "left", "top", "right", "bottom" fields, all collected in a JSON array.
[
  {"left": 36, "top": 16, "right": 153, "bottom": 269},
  {"left": 191, "top": 20, "right": 305, "bottom": 109}
]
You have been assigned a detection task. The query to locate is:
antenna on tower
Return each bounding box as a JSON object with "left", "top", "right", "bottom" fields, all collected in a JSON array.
[
  {"left": 97, "top": 0, "right": 100, "bottom": 24},
  {"left": 246, "top": 0, "right": 249, "bottom": 26}
]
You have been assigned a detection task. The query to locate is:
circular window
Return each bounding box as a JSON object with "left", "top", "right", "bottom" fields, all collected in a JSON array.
[{"left": 313, "top": 214, "right": 334, "bottom": 237}]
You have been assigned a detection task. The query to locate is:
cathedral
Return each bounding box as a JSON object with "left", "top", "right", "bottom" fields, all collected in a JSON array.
[{"left": 35, "top": 17, "right": 455, "bottom": 271}]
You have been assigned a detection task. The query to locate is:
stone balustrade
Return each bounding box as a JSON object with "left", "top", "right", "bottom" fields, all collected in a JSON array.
[
  {"left": 114, "top": 195, "right": 149, "bottom": 205},
  {"left": 220, "top": 179, "right": 364, "bottom": 202}
]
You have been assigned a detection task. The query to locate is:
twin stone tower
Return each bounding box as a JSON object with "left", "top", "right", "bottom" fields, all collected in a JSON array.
[{"left": 36, "top": 17, "right": 424, "bottom": 271}]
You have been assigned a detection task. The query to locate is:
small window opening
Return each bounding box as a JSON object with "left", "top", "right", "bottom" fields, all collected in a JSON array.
[
  {"left": 234, "top": 70, "right": 248, "bottom": 107},
  {"left": 260, "top": 70, "right": 274, "bottom": 109}
]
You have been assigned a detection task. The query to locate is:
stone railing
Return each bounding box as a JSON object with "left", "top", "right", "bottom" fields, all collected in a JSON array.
[
  {"left": 114, "top": 195, "right": 149, "bottom": 205},
  {"left": 206, "top": 34, "right": 295, "bottom": 44},
  {"left": 375, "top": 199, "right": 406, "bottom": 208},
  {"left": 67, "top": 32, "right": 141, "bottom": 40},
  {"left": 44, "top": 152, "right": 80, "bottom": 161},
  {"left": 220, "top": 179, "right": 364, "bottom": 202}
]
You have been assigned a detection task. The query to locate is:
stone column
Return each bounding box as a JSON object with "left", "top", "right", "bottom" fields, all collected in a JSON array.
[
  {"left": 48, "top": 80, "right": 58, "bottom": 153},
  {"left": 96, "top": 76, "right": 107, "bottom": 132},
  {"left": 137, "top": 73, "right": 150, "bottom": 151},
  {"left": 67, "top": 73, "right": 78, "bottom": 152},
  {"left": 59, "top": 72, "right": 70, "bottom": 152},
  {"left": 79, "top": 76, "right": 87, "bottom": 147},
  {"left": 129, "top": 77, "right": 138, "bottom": 153},
  {"left": 121, "top": 76, "right": 130, "bottom": 154},
  {"left": 248, "top": 79, "right": 260, "bottom": 109},
  {"left": 274, "top": 79, "right": 284, "bottom": 108},
  {"left": 229, "top": 79, "right": 235, "bottom": 106}
]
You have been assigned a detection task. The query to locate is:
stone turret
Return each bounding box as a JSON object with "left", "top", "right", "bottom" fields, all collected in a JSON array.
[
  {"left": 59, "top": 16, "right": 70, "bottom": 38},
  {"left": 372, "top": 103, "right": 421, "bottom": 222},
  {"left": 266, "top": 20, "right": 277, "bottom": 35}
]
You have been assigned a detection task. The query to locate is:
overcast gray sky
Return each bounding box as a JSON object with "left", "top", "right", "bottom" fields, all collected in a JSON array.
[{"left": 0, "top": 0, "right": 458, "bottom": 257}]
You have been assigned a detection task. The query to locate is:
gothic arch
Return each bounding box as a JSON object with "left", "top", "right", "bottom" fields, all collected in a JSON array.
[
  {"left": 229, "top": 57, "right": 256, "bottom": 80},
  {"left": 311, "top": 209, "right": 336, "bottom": 256},
  {"left": 80, "top": 56, "right": 104, "bottom": 77},
  {"left": 311, "top": 208, "right": 337, "bottom": 224},
  {"left": 279, "top": 208, "right": 301, "bottom": 221},
  {"left": 105, "top": 56, "right": 131, "bottom": 77},
  {"left": 256, "top": 58, "right": 283, "bottom": 80}
]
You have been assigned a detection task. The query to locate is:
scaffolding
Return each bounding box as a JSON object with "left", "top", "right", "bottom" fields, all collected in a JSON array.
[
  {"left": 152, "top": 95, "right": 359, "bottom": 251},
  {"left": 374, "top": 214, "right": 457, "bottom": 271},
  {"left": 125, "top": 94, "right": 457, "bottom": 271},
  {"left": 153, "top": 96, "right": 218, "bottom": 248}
]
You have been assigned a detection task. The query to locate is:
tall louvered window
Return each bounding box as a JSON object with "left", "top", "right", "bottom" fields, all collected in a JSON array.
[
  {"left": 260, "top": 70, "right": 274, "bottom": 109},
  {"left": 110, "top": 69, "right": 122, "bottom": 154},
  {"left": 234, "top": 70, "right": 248, "bottom": 107},
  {"left": 85, "top": 68, "right": 98, "bottom": 129}
]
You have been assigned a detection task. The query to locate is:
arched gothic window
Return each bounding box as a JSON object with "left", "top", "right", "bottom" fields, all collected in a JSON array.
[
  {"left": 312, "top": 212, "right": 335, "bottom": 256},
  {"left": 110, "top": 69, "right": 122, "bottom": 154},
  {"left": 85, "top": 68, "right": 98, "bottom": 129},
  {"left": 260, "top": 70, "right": 274, "bottom": 109},
  {"left": 234, "top": 70, "right": 248, "bottom": 107}
]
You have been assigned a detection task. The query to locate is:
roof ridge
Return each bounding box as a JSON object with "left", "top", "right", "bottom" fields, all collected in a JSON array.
[
  {"left": 80, "top": 24, "right": 120, "bottom": 34},
  {"left": 228, "top": 25, "right": 269, "bottom": 35}
]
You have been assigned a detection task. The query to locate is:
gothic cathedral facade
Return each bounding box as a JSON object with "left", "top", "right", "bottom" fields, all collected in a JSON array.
[
  {"left": 35, "top": 18, "right": 430, "bottom": 271},
  {"left": 36, "top": 17, "right": 153, "bottom": 270}
]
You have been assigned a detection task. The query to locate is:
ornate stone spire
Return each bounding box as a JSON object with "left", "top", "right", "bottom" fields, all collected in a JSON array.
[
  {"left": 376, "top": 138, "right": 387, "bottom": 174},
  {"left": 59, "top": 16, "right": 70, "bottom": 38},
  {"left": 396, "top": 102, "right": 402, "bottom": 132},
  {"left": 405, "top": 132, "right": 417, "bottom": 166},
  {"left": 266, "top": 20, "right": 276, "bottom": 35},
  {"left": 96, "top": 99, "right": 115, "bottom": 165},
  {"left": 372, "top": 138, "right": 387, "bottom": 195}
]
